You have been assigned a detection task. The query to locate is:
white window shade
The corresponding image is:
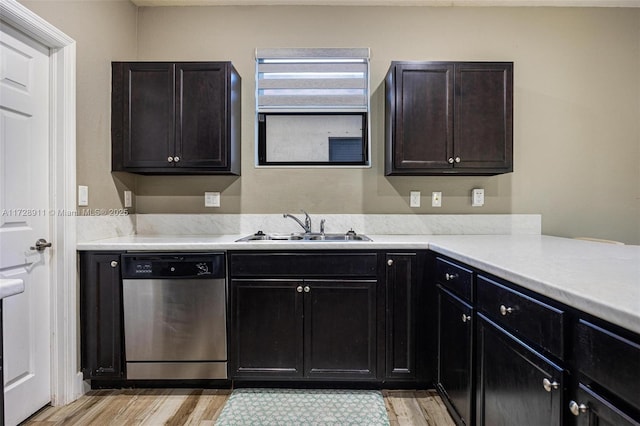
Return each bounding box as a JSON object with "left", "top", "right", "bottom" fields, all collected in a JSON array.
[{"left": 256, "top": 48, "right": 370, "bottom": 112}]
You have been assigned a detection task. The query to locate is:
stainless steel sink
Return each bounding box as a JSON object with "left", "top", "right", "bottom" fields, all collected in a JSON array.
[{"left": 236, "top": 231, "right": 372, "bottom": 242}]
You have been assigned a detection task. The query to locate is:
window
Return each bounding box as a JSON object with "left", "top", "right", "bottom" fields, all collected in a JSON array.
[{"left": 256, "top": 48, "right": 371, "bottom": 167}]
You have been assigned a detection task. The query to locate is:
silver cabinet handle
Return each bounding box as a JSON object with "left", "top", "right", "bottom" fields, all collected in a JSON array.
[
  {"left": 445, "top": 273, "right": 458, "bottom": 281},
  {"left": 174, "top": 156, "right": 180, "bottom": 163},
  {"left": 387, "top": 259, "right": 394, "bottom": 266},
  {"left": 296, "top": 285, "right": 303, "bottom": 293},
  {"left": 168, "top": 156, "right": 174, "bottom": 162},
  {"left": 500, "top": 305, "right": 514, "bottom": 316},
  {"left": 110, "top": 260, "right": 118, "bottom": 268},
  {"left": 304, "top": 286, "right": 310, "bottom": 293},
  {"left": 455, "top": 157, "right": 461, "bottom": 163},
  {"left": 462, "top": 314, "right": 471, "bottom": 323},
  {"left": 569, "top": 401, "right": 588, "bottom": 416},
  {"left": 542, "top": 378, "right": 559, "bottom": 392},
  {"left": 30, "top": 238, "right": 52, "bottom": 252},
  {"left": 448, "top": 157, "right": 455, "bottom": 164}
]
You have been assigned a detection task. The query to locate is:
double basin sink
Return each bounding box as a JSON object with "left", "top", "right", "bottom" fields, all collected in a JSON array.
[{"left": 236, "top": 230, "right": 372, "bottom": 242}]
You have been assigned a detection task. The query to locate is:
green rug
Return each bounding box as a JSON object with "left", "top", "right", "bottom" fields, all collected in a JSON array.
[{"left": 215, "top": 388, "right": 390, "bottom": 425}]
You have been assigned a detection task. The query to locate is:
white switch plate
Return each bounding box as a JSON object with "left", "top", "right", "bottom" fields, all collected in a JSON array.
[
  {"left": 124, "top": 190, "right": 133, "bottom": 208},
  {"left": 205, "top": 192, "right": 221, "bottom": 208},
  {"left": 432, "top": 191, "right": 442, "bottom": 207},
  {"left": 78, "top": 185, "right": 89, "bottom": 206},
  {"left": 410, "top": 191, "right": 421, "bottom": 208},
  {"left": 472, "top": 188, "right": 485, "bottom": 207}
]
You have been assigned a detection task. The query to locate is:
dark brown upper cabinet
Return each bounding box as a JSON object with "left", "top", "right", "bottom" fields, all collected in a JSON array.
[
  {"left": 385, "top": 61, "right": 513, "bottom": 176},
  {"left": 112, "top": 62, "right": 240, "bottom": 175}
]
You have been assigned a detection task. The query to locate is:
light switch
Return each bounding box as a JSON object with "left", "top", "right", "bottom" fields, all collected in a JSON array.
[
  {"left": 124, "top": 190, "right": 133, "bottom": 208},
  {"left": 410, "top": 191, "right": 421, "bottom": 208},
  {"left": 78, "top": 185, "right": 88, "bottom": 206},
  {"left": 205, "top": 192, "right": 221, "bottom": 208}
]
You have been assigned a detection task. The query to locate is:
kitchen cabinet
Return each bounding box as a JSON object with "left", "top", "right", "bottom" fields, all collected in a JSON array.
[
  {"left": 229, "top": 252, "right": 378, "bottom": 380},
  {"left": 476, "top": 315, "right": 564, "bottom": 426},
  {"left": 435, "top": 257, "right": 475, "bottom": 425},
  {"left": 1, "top": 301, "right": 4, "bottom": 422},
  {"left": 571, "top": 317, "right": 640, "bottom": 425},
  {"left": 79, "top": 251, "right": 125, "bottom": 380},
  {"left": 385, "top": 61, "right": 513, "bottom": 176},
  {"left": 111, "top": 62, "right": 240, "bottom": 175},
  {"left": 475, "top": 274, "right": 566, "bottom": 426},
  {"left": 385, "top": 253, "right": 418, "bottom": 380}
]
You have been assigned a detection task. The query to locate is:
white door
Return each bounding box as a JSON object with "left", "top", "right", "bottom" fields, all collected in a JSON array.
[{"left": 0, "top": 26, "right": 52, "bottom": 426}]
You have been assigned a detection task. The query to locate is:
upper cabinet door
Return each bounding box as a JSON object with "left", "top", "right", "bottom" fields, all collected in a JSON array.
[
  {"left": 112, "top": 61, "right": 241, "bottom": 175},
  {"left": 387, "top": 63, "right": 454, "bottom": 173},
  {"left": 385, "top": 61, "right": 513, "bottom": 176},
  {"left": 176, "top": 63, "right": 228, "bottom": 170},
  {"left": 117, "top": 62, "right": 175, "bottom": 169},
  {"left": 455, "top": 63, "right": 513, "bottom": 171}
]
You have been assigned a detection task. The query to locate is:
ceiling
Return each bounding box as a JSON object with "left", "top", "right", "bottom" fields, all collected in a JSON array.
[{"left": 130, "top": 0, "right": 640, "bottom": 6}]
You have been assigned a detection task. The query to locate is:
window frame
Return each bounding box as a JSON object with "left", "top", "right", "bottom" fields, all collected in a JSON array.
[{"left": 255, "top": 48, "right": 371, "bottom": 168}]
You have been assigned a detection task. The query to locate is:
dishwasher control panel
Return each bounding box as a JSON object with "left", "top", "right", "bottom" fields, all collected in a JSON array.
[{"left": 121, "top": 253, "right": 225, "bottom": 279}]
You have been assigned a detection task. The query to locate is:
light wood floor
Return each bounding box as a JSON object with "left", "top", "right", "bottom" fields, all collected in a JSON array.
[{"left": 22, "top": 389, "right": 455, "bottom": 425}]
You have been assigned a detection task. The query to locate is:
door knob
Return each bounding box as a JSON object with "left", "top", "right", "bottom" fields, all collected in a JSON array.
[
  {"left": 387, "top": 259, "right": 394, "bottom": 266},
  {"left": 304, "top": 286, "right": 310, "bottom": 293},
  {"left": 542, "top": 378, "right": 559, "bottom": 392},
  {"left": 30, "top": 238, "right": 52, "bottom": 252},
  {"left": 462, "top": 314, "right": 471, "bottom": 323},
  {"left": 500, "top": 305, "right": 514, "bottom": 316},
  {"left": 296, "top": 286, "right": 303, "bottom": 293}
]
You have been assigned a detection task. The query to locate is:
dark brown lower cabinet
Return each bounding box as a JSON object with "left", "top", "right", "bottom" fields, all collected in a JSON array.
[
  {"left": 476, "top": 315, "right": 563, "bottom": 426},
  {"left": 572, "top": 384, "right": 640, "bottom": 426},
  {"left": 79, "top": 251, "right": 125, "bottom": 380},
  {"left": 385, "top": 253, "right": 417, "bottom": 379},
  {"left": 231, "top": 280, "right": 303, "bottom": 378},
  {"left": 437, "top": 286, "right": 473, "bottom": 425},
  {"left": 230, "top": 278, "right": 377, "bottom": 380}
]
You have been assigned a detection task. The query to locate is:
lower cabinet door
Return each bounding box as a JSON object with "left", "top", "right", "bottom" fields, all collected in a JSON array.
[
  {"left": 231, "top": 280, "right": 303, "bottom": 378},
  {"left": 437, "top": 286, "right": 473, "bottom": 425},
  {"left": 476, "top": 315, "right": 563, "bottom": 426},
  {"left": 79, "top": 251, "right": 125, "bottom": 380},
  {"left": 572, "top": 383, "right": 640, "bottom": 426},
  {"left": 303, "top": 280, "right": 377, "bottom": 380}
]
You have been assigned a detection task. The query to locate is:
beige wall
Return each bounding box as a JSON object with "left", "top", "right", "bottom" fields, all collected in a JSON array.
[{"left": 18, "top": 2, "right": 640, "bottom": 244}]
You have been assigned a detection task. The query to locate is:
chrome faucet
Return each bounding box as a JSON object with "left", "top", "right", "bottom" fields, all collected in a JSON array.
[{"left": 283, "top": 210, "right": 312, "bottom": 233}]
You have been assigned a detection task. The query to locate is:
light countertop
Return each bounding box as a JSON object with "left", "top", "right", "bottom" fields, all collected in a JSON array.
[
  {"left": 77, "top": 234, "right": 640, "bottom": 335},
  {"left": 0, "top": 278, "right": 25, "bottom": 300}
]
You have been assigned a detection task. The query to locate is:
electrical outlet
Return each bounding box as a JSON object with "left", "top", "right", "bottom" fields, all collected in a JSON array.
[
  {"left": 124, "top": 190, "right": 132, "bottom": 208},
  {"left": 472, "top": 188, "right": 485, "bottom": 207},
  {"left": 410, "top": 191, "right": 421, "bottom": 208},
  {"left": 432, "top": 191, "right": 442, "bottom": 207},
  {"left": 78, "top": 185, "right": 88, "bottom": 206},
  {"left": 205, "top": 192, "right": 221, "bottom": 208}
]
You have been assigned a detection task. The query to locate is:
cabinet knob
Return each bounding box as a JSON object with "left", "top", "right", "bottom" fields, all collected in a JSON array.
[
  {"left": 569, "top": 401, "right": 588, "bottom": 416},
  {"left": 110, "top": 260, "right": 118, "bottom": 268},
  {"left": 448, "top": 157, "right": 455, "bottom": 164},
  {"left": 542, "top": 378, "right": 559, "bottom": 392},
  {"left": 387, "top": 259, "right": 394, "bottom": 266},
  {"left": 296, "top": 285, "right": 303, "bottom": 293},
  {"left": 499, "top": 304, "right": 514, "bottom": 316},
  {"left": 445, "top": 273, "right": 458, "bottom": 281},
  {"left": 462, "top": 314, "right": 471, "bottom": 323},
  {"left": 174, "top": 156, "right": 180, "bottom": 163},
  {"left": 455, "top": 156, "right": 461, "bottom": 163},
  {"left": 168, "top": 156, "right": 174, "bottom": 162},
  {"left": 304, "top": 286, "right": 310, "bottom": 293}
]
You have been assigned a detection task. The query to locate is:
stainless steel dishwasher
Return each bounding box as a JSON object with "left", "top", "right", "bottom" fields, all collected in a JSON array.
[{"left": 121, "top": 253, "right": 227, "bottom": 380}]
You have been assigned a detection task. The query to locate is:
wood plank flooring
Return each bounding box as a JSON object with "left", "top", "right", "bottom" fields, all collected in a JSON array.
[{"left": 22, "top": 389, "right": 455, "bottom": 426}]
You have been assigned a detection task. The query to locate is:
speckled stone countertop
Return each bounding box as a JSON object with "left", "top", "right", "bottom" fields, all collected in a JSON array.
[{"left": 77, "top": 234, "right": 640, "bottom": 335}]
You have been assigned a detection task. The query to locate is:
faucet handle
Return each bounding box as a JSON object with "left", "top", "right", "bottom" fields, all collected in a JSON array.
[{"left": 320, "top": 219, "right": 326, "bottom": 234}]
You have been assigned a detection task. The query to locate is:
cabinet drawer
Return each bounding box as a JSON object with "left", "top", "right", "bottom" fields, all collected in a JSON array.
[
  {"left": 477, "top": 275, "right": 565, "bottom": 359},
  {"left": 435, "top": 257, "right": 473, "bottom": 301},
  {"left": 229, "top": 252, "right": 378, "bottom": 278},
  {"left": 573, "top": 383, "right": 640, "bottom": 426},
  {"left": 575, "top": 319, "right": 640, "bottom": 411}
]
